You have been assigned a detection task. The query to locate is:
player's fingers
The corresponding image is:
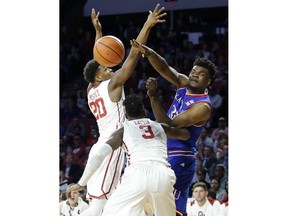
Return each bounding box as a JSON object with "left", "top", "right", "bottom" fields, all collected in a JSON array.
[
  {"left": 96, "top": 11, "right": 100, "bottom": 18},
  {"left": 157, "top": 7, "right": 165, "bottom": 14},
  {"left": 153, "top": 4, "right": 160, "bottom": 13}
]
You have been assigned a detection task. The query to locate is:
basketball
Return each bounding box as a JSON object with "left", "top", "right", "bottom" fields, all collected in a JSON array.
[{"left": 93, "top": 35, "right": 125, "bottom": 67}]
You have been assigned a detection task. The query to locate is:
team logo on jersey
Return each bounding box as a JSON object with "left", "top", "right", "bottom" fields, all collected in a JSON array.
[{"left": 198, "top": 211, "right": 205, "bottom": 216}]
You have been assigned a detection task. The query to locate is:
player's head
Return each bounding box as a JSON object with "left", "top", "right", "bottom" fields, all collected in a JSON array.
[
  {"left": 123, "top": 94, "right": 145, "bottom": 119},
  {"left": 188, "top": 57, "right": 218, "bottom": 92},
  {"left": 192, "top": 182, "right": 208, "bottom": 202},
  {"left": 83, "top": 59, "right": 114, "bottom": 83}
]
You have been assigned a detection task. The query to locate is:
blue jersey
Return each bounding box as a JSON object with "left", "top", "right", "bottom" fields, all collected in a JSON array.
[
  {"left": 166, "top": 86, "right": 211, "bottom": 215},
  {"left": 167, "top": 86, "right": 211, "bottom": 152}
]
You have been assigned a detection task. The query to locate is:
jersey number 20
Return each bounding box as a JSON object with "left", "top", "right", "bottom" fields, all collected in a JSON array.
[{"left": 89, "top": 98, "right": 107, "bottom": 120}]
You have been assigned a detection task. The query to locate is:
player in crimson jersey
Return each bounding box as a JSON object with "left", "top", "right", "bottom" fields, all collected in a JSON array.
[
  {"left": 131, "top": 40, "right": 218, "bottom": 216},
  {"left": 66, "top": 5, "right": 167, "bottom": 216},
  {"left": 86, "top": 94, "right": 190, "bottom": 216}
]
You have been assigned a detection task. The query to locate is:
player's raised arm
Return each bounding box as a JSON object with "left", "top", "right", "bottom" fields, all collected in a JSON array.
[
  {"left": 87, "top": 8, "right": 103, "bottom": 93},
  {"left": 91, "top": 8, "right": 102, "bottom": 44},
  {"left": 131, "top": 40, "right": 188, "bottom": 88},
  {"left": 108, "top": 4, "right": 167, "bottom": 101}
]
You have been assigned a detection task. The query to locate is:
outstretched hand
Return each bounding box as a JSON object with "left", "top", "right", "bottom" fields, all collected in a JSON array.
[
  {"left": 146, "top": 77, "right": 158, "bottom": 97},
  {"left": 91, "top": 8, "right": 102, "bottom": 31},
  {"left": 130, "top": 39, "right": 152, "bottom": 58},
  {"left": 145, "top": 3, "right": 167, "bottom": 28}
]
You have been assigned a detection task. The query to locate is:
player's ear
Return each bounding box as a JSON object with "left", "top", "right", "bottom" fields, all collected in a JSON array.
[{"left": 207, "top": 78, "right": 211, "bottom": 86}]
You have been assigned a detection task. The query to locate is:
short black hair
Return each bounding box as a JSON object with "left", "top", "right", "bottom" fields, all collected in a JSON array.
[
  {"left": 123, "top": 94, "right": 145, "bottom": 118},
  {"left": 83, "top": 59, "right": 100, "bottom": 83},
  {"left": 193, "top": 57, "right": 218, "bottom": 81}
]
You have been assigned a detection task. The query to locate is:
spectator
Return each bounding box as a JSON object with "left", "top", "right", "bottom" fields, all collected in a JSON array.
[
  {"left": 63, "top": 117, "right": 86, "bottom": 143},
  {"left": 214, "top": 164, "right": 228, "bottom": 190},
  {"left": 196, "top": 128, "right": 214, "bottom": 149},
  {"left": 202, "top": 146, "right": 217, "bottom": 180},
  {"left": 59, "top": 183, "right": 89, "bottom": 215},
  {"left": 61, "top": 154, "right": 83, "bottom": 184},
  {"left": 86, "top": 125, "right": 99, "bottom": 146},
  {"left": 71, "top": 135, "right": 86, "bottom": 164},
  {"left": 210, "top": 178, "right": 227, "bottom": 201},
  {"left": 186, "top": 182, "right": 221, "bottom": 216},
  {"left": 211, "top": 117, "right": 228, "bottom": 141},
  {"left": 217, "top": 144, "right": 228, "bottom": 173}
]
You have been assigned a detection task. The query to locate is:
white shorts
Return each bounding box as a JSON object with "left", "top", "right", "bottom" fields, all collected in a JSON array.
[{"left": 101, "top": 161, "right": 176, "bottom": 216}]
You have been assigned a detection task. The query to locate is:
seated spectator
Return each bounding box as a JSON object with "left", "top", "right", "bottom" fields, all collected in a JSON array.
[
  {"left": 59, "top": 183, "right": 89, "bottom": 215},
  {"left": 86, "top": 125, "right": 99, "bottom": 146},
  {"left": 211, "top": 117, "right": 228, "bottom": 141},
  {"left": 186, "top": 182, "right": 221, "bottom": 216},
  {"left": 72, "top": 135, "right": 86, "bottom": 165},
  {"left": 202, "top": 146, "right": 218, "bottom": 180},
  {"left": 61, "top": 154, "right": 83, "bottom": 184},
  {"left": 214, "top": 164, "right": 228, "bottom": 190},
  {"left": 63, "top": 117, "right": 86, "bottom": 143},
  {"left": 210, "top": 178, "right": 227, "bottom": 201}
]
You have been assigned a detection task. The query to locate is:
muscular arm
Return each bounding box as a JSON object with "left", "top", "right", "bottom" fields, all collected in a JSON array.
[
  {"left": 160, "top": 123, "right": 190, "bottom": 140},
  {"left": 151, "top": 95, "right": 211, "bottom": 127},
  {"left": 130, "top": 40, "right": 189, "bottom": 88},
  {"left": 147, "top": 77, "right": 211, "bottom": 128},
  {"left": 108, "top": 4, "right": 166, "bottom": 102}
]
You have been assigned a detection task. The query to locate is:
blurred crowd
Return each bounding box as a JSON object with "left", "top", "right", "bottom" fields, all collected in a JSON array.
[{"left": 60, "top": 2, "right": 228, "bottom": 205}]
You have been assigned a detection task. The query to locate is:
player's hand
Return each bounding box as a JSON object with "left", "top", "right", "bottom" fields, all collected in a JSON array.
[
  {"left": 145, "top": 4, "right": 166, "bottom": 28},
  {"left": 146, "top": 77, "right": 158, "bottom": 97},
  {"left": 65, "top": 184, "right": 85, "bottom": 199},
  {"left": 91, "top": 8, "right": 102, "bottom": 31},
  {"left": 130, "top": 39, "right": 152, "bottom": 58}
]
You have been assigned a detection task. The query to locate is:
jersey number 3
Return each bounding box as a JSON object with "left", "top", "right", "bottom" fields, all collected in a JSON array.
[
  {"left": 139, "top": 125, "right": 155, "bottom": 139},
  {"left": 89, "top": 98, "right": 107, "bottom": 120}
]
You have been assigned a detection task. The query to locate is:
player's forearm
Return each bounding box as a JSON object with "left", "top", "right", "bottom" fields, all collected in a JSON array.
[
  {"left": 149, "top": 95, "right": 172, "bottom": 125},
  {"left": 94, "top": 29, "right": 103, "bottom": 44},
  {"left": 78, "top": 144, "right": 112, "bottom": 186}
]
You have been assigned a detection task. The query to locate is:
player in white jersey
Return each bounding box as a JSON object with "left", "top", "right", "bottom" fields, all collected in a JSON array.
[
  {"left": 59, "top": 183, "right": 89, "bottom": 216},
  {"left": 76, "top": 94, "right": 190, "bottom": 216},
  {"left": 187, "top": 182, "right": 221, "bottom": 216},
  {"left": 66, "top": 4, "right": 167, "bottom": 216}
]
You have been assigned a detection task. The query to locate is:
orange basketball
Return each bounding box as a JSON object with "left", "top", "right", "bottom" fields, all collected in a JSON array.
[{"left": 93, "top": 35, "right": 125, "bottom": 67}]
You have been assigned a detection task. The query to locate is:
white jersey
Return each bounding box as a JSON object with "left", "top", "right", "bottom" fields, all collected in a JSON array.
[
  {"left": 87, "top": 80, "right": 125, "bottom": 139},
  {"left": 187, "top": 198, "right": 221, "bottom": 216},
  {"left": 122, "top": 118, "right": 170, "bottom": 166},
  {"left": 101, "top": 118, "right": 176, "bottom": 216},
  {"left": 219, "top": 202, "right": 228, "bottom": 216},
  {"left": 85, "top": 79, "right": 125, "bottom": 198},
  {"left": 59, "top": 197, "right": 89, "bottom": 216}
]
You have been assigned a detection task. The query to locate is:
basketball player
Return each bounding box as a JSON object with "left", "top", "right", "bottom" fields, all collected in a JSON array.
[
  {"left": 131, "top": 40, "right": 218, "bottom": 216},
  {"left": 66, "top": 4, "right": 167, "bottom": 216},
  {"left": 83, "top": 94, "right": 190, "bottom": 216},
  {"left": 59, "top": 183, "right": 89, "bottom": 216},
  {"left": 186, "top": 182, "right": 221, "bottom": 216}
]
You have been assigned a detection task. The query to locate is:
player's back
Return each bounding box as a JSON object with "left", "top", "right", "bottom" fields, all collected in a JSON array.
[
  {"left": 87, "top": 80, "right": 125, "bottom": 139},
  {"left": 123, "top": 118, "right": 170, "bottom": 166}
]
